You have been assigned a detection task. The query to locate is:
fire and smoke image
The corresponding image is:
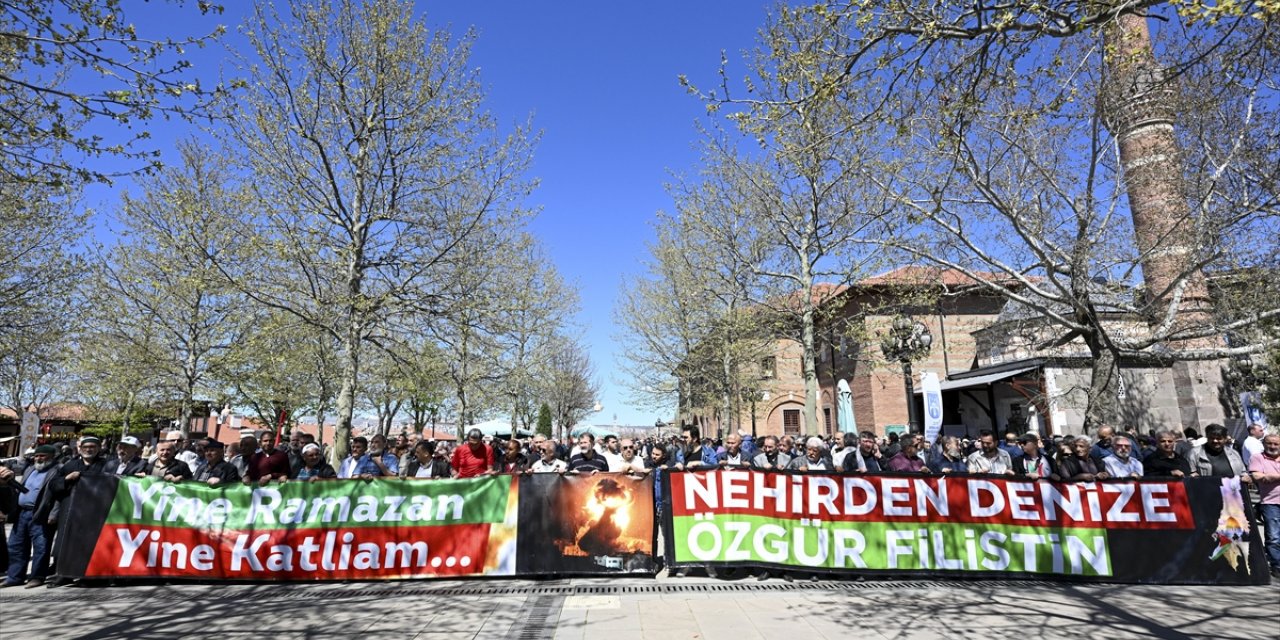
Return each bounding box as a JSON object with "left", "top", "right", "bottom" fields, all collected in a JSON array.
[{"left": 516, "top": 473, "right": 656, "bottom": 575}]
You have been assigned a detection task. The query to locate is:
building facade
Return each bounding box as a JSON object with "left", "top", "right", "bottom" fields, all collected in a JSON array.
[{"left": 678, "top": 267, "right": 1237, "bottom": 440}]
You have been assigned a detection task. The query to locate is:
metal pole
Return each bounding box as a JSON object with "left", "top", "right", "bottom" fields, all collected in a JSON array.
[{"left": 903, "top": 360, "right": 919, "bottom": 433}]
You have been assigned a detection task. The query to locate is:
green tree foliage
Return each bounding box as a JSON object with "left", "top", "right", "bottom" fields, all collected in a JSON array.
[
  {"left": 93, "top": 141, "right": 249, "bottom": 436},
  {"left": 537, "top": 403, "right": 553, "bottom": 438},
  {"left": 216, "top": 0, "right": 537, "bottom": 461},
  {"left": 1, "top": 0, "right": 226, "bottom": 186},
  {"left": 652, "top": 9, "right": 896, "bottom": 435},
  {"left": 0, "top": 180, "right": 84, "bottom": 417}
]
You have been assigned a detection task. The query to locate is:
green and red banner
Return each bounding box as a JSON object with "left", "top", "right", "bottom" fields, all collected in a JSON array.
[
  {"left": 56, "top": 473, "right": 655, "bottom": 581},
  {"left": 661, "top": 470, "right": 1270, "bottom": 585},
  {"left": 54, "top": 470, "right": 1270, "bottom": 584}
]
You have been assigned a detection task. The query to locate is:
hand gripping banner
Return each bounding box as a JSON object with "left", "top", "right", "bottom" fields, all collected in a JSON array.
[
  {"left": 55, "top": 473, "right": 655, "bottom": 581},
  {"left": 660, "top": 469, "right": 1270, "bottom": 585}
]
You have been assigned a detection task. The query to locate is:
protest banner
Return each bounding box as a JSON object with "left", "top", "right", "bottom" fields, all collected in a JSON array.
[
  {"left": 516, "top": 473, "right": 656, "bottom": 574},
  {"left": 661, "top": 469, "right": 1269, "bottom": 585},
  {"left": 56, "top": 473, "right": 655, "bottom": 581}
]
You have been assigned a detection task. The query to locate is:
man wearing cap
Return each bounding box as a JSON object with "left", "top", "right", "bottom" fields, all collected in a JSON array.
[
  {"left": 1011, "top": 433, "right": 1059, "bottom": 480},
  {"left": 39, "top": 436, "right": 108, "bottom": 523},
  {"left": 106, "top": 436, "right": 148, "bottom": 477},
  {"left": 145, "top": 440, "right": 193, "bottom": 481},
  {"left": 248, "top": 430, "right": 291, "bottom": 485},
  {"left": 1, "top": 444, "right": 59, "bottom": 588},
  {"left": 451, "top": 429, "right": 495, "bottom": 479},
  {"left": 291, "top": 443, "right": 338, "bottom": 481},
  {"left": 193, "top": 440, "right": 241, "bottom": 486},
  {"left": 31, "top": 436, "right": 109, "bottom": 587}
]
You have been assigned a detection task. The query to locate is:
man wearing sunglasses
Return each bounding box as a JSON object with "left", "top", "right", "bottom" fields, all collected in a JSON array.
[
  {"left": 1102, "top": 435, "right": 1144, "bottom": 479},
  {"left": 616, "top": 438, "right": 647, "bottom": 473}
]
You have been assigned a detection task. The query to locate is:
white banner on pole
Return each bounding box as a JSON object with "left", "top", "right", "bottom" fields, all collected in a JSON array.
[
  {"left": 921, "top": 372, "right": 943, "bottom": 444},
  {"left": 1241, "top": 392, "right": 1269, "bottom": 428},
  {"left": 19, "top": 410, "right": 39, "bottom": 453}
]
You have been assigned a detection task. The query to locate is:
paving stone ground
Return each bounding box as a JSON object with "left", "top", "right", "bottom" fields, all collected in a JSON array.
[{"left": 1, "top": 574, "right": 1276, "bottom": 640}]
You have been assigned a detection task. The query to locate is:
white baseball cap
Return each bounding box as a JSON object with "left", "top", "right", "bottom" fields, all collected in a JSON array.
[{"left": 120, "top": 436, "right": 142, "bottom": 447}]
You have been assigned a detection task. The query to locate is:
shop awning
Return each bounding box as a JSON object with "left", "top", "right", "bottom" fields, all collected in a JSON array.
[{"left": 915, "top": 365, "right": 1038, "bottom": 393}]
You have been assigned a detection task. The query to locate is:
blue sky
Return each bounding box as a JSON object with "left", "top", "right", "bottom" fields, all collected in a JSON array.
[
  {"left": 428, "top": 1, "right": 770, "bottom": 427},
  {"left": 80, "top": 1, "right": 778, "bottom": 427}
]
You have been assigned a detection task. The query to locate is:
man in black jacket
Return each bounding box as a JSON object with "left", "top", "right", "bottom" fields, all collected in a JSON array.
[
  {"left": 1011, "top": 433, "right": 1059, "bottom": 480},
  {"left": 404, "top": 441, "right": 451, "bottom": 478},
  {"left": 1145, "top": 430, "right": 1194, "bottom": 478},
  {"left": 36, "top": 436, "right": 110, "bottom": 587},
  {"left": 194, "top": 440, "right": 242, "bottom": 486},
  {"left": 145, "top": 440, "right": 193, "bottom": 481},
  {"left": 36, "top": 436, "right": 108, "bottom": 527},
  {"left": 105, "top": 436, "right": 148, "bottom": 477}
]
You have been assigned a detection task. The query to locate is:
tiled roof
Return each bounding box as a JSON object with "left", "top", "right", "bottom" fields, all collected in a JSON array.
[{"left": 857, "top": 266, "right": 1011, "bottom": 288}]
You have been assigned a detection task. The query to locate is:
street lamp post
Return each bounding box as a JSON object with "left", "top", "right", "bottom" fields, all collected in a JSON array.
[
  {"left": 742, "top": 388, "right": 769, "bottom": 438},
  {"left": 880, "top": 315, "right": 933, "bottom": 434}
]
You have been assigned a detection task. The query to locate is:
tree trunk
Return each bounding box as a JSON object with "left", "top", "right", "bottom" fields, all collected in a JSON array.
[
  {"left": 121, "top": 390, "right": 136, "bottom": 438},
  {"left": 315, "top": 397, "right": 329, "bottom": 450},
  {"left": 1083, "top": 337, "right": 1119, "bottom": 431},
  {"left": 720, "top": 339, "right": 733, "bottom": 440},
  {"left": 178, "top": 397, "right": 192, "bottom": 439},
  {"left": 332, "top": 336, "right": 358, "bottom": 464},
  {"left": 455, "top": 380, "right": 470, "bottom": 437},
  {"left": 801, "top": 303, "right": 819, "bottom": 435}
]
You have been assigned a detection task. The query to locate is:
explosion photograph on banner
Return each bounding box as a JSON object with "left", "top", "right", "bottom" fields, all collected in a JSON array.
[{"left": 516, "top": 473, "right": 656, "bottom": 574}]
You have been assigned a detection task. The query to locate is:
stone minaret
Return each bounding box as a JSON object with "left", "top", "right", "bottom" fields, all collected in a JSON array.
[{"left": 1102, "top": 13, "right": 1225, "bottom": 429}]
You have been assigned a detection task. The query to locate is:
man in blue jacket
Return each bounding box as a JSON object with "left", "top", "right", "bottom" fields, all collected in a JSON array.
[{"left": 3, "top": 445, "right": 61, "bottom": 588}]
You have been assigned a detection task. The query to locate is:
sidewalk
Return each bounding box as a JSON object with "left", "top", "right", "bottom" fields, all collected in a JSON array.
[{"left": 1, "top": 573, "right": 1275, "bottom": 640}]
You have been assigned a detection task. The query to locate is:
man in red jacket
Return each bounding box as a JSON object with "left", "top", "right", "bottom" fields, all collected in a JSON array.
[{"left": 451, "top": 429, "right": 494, "bottom": 479}]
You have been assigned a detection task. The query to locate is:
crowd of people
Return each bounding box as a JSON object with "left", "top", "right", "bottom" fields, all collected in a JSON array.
[{"left": 2, "top": 421, "right": 1278, "bottom": 587}]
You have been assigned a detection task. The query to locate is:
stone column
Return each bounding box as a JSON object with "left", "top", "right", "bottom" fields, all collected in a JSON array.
[{"left": 1102, "top": 13, "right": 1224, "bottom": 429}]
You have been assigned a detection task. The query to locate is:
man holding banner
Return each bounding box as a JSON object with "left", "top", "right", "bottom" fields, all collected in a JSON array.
[
  {"left": 1011, "top": 433, "right": 1058, "bottom": 480},
  {"left": 966, "top": 430, "right": 1013, "bottom": 474},
  {"left": 193, "top": 440, "right": 241, "bottom": 486},
  {"left": 1247, "top": 433, "right": 1280, "bottom": 578},
  {"left": 1, "top": 445, "right": 59, "bottom": 588}
]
